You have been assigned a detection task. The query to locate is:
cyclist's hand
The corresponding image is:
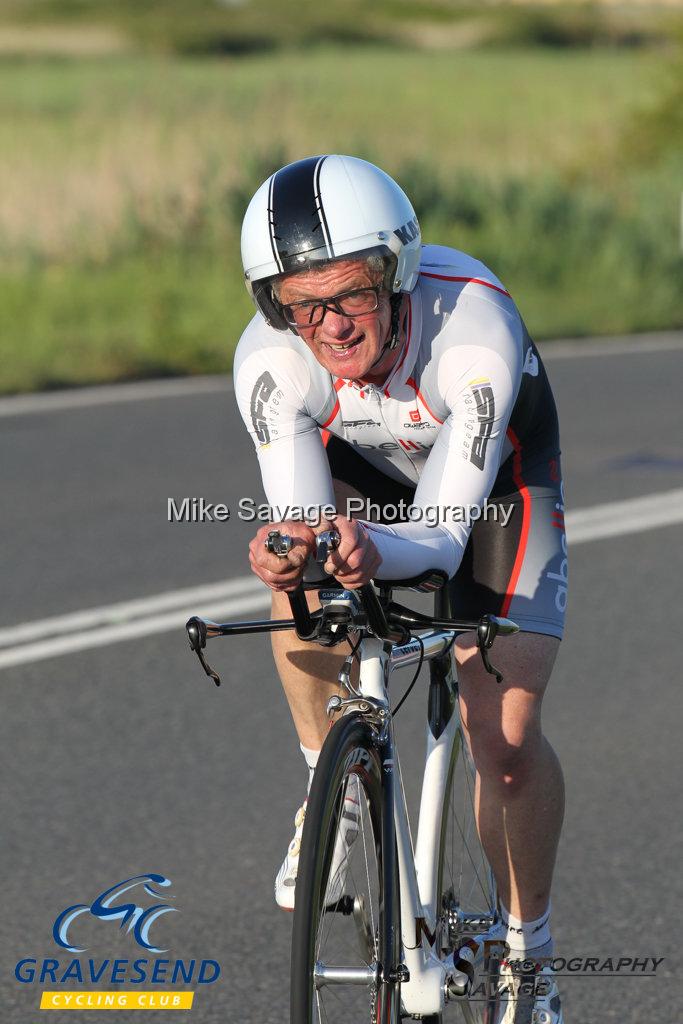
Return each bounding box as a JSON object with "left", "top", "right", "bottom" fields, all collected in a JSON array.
[
  {"left": 248, "top": 521, "right": 316, "bottom": 592},
  {"left": 315, "top": 516, "right": 381, "bottom": 588}
]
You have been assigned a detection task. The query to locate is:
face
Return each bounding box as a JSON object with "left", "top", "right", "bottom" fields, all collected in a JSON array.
[{"left": 278, "top": 259, "right": 400, "bottom": 382}]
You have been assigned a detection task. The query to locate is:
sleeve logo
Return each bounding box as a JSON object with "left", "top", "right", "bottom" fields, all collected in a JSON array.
[
  {"left": 249, "top": 371, "right": 278, "bottom": 446},
  {"left": 470, "top": 384, "right": 495, "bottom": 471}
]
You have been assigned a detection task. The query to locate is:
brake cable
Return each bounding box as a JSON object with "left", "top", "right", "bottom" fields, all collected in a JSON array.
[{"left": 391, "top": 635, "right": 425, "bottom": 716}]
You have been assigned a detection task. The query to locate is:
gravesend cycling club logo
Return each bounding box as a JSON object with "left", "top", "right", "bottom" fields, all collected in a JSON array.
[
  {"left": 15, "top": 873, "right": 221, "bottom": 1011},
  {"left": 53, "top": 874, "right": 178, "bottom": 954}
]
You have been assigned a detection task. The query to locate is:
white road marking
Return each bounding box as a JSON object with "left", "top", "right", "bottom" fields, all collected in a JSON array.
[
  {"left": 0, "top": 592, "right": 270, "bottom": 671},
  {"left": 1, "top": 333, "right": 680, "bottom": 417},
  {"left": 565, "top": 488, "right": 683, "bottom": 543},
  {"left": 0, "top": 577, "right": 264, "bottom": 648},
  {"left": 1, "top": 489, "right": 681, "bottom": 670},
  {"left": 0, "top": 375, "right": 232, "bottom": 417}
]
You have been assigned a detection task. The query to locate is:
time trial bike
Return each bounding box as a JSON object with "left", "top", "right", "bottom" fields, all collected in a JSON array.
[{"left": 186, "top": 529, "right": 519, "bottom": 1022}]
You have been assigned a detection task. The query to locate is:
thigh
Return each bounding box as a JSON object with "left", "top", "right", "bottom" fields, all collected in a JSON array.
[{"left": 448, "top": 452, "right": 568, "bottom": 641}]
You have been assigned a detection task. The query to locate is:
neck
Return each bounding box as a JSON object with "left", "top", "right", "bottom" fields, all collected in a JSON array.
[{"left": 358, "top": 296, "right": 409, "bottom": 386}]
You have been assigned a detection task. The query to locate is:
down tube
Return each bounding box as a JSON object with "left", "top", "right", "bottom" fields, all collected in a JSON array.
[
  {"left": 413, "top": 652, "right": 460, "bottom": 928},
  {"left": 392, "top": 738, "right": 448, "bottom": 1017}
]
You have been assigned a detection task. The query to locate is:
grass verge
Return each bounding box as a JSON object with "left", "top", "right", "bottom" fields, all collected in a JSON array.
[{"left": 1, "top": 46, "right": 681, "bottom": 393}]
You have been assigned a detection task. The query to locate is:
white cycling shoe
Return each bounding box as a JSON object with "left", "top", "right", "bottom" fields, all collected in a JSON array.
[
  {"left": 275, "top": 800, "right": 308, "bottom": 911},
  {"left": 496, "top": 963, "right": 563, "bottom": 1024},
  {"left": 275, "top": 777, "right": 361, "bottom": 911}
]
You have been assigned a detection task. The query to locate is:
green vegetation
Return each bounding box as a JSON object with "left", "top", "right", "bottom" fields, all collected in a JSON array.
[
  {"left": 0, "top": 1, "right": 679, "bottom": 55},
  {"left": 0, "top": 6, "right": 681, "bottom": 392}
]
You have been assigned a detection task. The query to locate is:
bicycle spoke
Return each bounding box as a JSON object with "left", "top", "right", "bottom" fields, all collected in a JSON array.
[
  {"left": 437, "top": 724, "right": 498, "bottom": 1024},
  {"left": 310, "top": 769, "right": 382, "bottom": 1023},
  {"left": 443, "top": 734, "right": 494, "bottom": 914}
]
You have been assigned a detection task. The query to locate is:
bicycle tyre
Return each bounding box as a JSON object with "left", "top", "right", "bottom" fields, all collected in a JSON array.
[
  {"left": 290, "top": 712, "right": 401, "bottom": 1024},
  {"left": 432, "top": 721, "right": 502, "bottom": 1024}
]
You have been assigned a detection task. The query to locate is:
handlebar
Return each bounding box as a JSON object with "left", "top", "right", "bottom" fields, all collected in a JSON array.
[
  {"left": 187, "top": 528, "right": 518, "bottom": 686},
  {"left": 265, "top": 527, "right": 407, "bottom": 645}
]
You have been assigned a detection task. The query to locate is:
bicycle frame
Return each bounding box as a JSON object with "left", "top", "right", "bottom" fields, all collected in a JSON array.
[
  {"left": 185, "top": 565, "right": 514, "bottom": 1019},
  {"left": 357, "top": 630, "right": 489, "bottom": 1018}
]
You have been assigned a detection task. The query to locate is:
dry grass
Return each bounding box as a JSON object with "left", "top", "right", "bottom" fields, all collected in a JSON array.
[
  {"left": 496, "top": 1, "right": 682, "bottom": 5},
  {"left": 0, "top": 24, "right": 130, "bottom": 56},
  {"left": 0, "top": 43, "right": 679, "bottom": 392},
  {"left": 0, "top": 47, "right": 662, "bottom": 265},
  {"left": 1, "top": 111, "right": 241, "bottom": 263}
]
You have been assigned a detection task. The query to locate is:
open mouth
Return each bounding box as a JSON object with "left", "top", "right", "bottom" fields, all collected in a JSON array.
[{"left": 323, "top": 335, "right": 364, "bottom": 358}]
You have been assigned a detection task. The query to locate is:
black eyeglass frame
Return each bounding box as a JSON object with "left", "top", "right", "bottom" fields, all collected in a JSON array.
[{"left": 281, "top": 285, "right": 384, "bottom": 328}]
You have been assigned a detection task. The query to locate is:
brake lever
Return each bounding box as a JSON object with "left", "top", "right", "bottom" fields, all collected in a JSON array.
[
  {"left": 475, "top": 615, "right": 520, "bottom": 683},
  {"left": 186, "top": 616, "right": 221, "bottom": 686},
  {"left": 477, "top": 615, "right": 504, "bottom": 684},
  {"left": 479, "top": 646, "right": 503, "bottom": 685}
]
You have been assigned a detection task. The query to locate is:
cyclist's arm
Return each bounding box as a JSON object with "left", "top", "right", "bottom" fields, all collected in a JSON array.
[
  {"left": 234, "top": 343, "right": 337, "bottom": 513},
  {"left": 360, "top": 305, "right": 523, "bottom": 578}
]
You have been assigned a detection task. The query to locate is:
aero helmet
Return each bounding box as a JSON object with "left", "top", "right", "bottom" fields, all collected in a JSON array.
[{"left": 240, "top": 154, "right": 421, "bottom": 332}]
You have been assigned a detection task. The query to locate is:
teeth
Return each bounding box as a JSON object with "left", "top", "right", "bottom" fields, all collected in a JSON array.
[{"left": 327, "top": 339, "right": 360, "bottom": 351}]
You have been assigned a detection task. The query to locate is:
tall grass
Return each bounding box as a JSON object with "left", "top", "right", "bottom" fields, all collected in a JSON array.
[
  {"left": 0, "top": 46, "right": 681, "bottom": 393},
  {"left": 1, "top": 0, "right": 679, "bottom": 55},
  {"left": 0, "top": 48, "right": 662, "bottom": 266}
]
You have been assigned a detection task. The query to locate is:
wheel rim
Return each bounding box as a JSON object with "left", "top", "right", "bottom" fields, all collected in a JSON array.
[{"left": 311, "top": 771, "right": 385, "bottom": 1023}]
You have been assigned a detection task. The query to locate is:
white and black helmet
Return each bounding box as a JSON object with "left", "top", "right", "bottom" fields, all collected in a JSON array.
[{"left": 240, "top": 154, "right": 421, "bottom": 331}]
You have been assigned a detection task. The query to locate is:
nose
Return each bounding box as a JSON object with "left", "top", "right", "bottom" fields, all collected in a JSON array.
[{"left": 320, "top": 308, "right": 355, "bottom": 339}]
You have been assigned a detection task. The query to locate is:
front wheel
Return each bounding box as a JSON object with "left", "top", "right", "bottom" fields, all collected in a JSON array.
[
  {"left": 435, "top": 724, "right": 502, "bottom": 1024},
  {"left": 290, "top": 713, "right": 401, "bottom": 1023}
]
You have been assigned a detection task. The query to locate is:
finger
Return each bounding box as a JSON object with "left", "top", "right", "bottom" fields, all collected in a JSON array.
[
  {"left": 341, "top": 548, "right": 382, "bottom": 586},
  {"left": 254, "top": 565, "right": 303, "bottom": 589},
  {"left": 286, "top": 545, "right": 311, "bottom": 570},
  {"left": 250, "top": 539, "right": 307, "bottom": 569},
  {"left": 325, "top": 527, "right": 363, "bottom": 574},
  {"left": 249, "top": 552, "right": 302, "bottom": 583},
  {"left": 337, "top": 520, "right": 361, "bottom": 557},
  {"left": 337, "top": 557, "right": 381, "bottom": 588},
  {"left": 312, "top": 516, "right": 336, "bottom": 535}
]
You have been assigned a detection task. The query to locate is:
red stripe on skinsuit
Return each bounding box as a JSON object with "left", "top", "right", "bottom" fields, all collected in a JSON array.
[
  {"left": 320, "top": 399, "right": 340, "bottom": 428},
  {"left": 420, "top": 272, "right": 510, "bottom": 297},
  {"left": 320, "top": 378, "right": 346, "bottom": 429},
  {"left": 501, "top": 427, "right": 531, "bottom": 618},
  {"left": 405, "top": 376, "right": 444, "bottom": 425}
]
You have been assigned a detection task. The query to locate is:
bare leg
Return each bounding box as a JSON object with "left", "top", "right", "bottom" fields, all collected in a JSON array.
[
  {"left": 270, "top": 479, "right": 368, "bottom": 751},
  {"left": 456, "top": 631, "right": 565, "bottom": 921},
  {"left": 270, "top": 588, "right": 346, "bottom": 750}
]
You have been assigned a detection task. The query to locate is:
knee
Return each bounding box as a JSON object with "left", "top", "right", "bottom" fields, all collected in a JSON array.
[{"left": 464, "top": 711, "right": 542, "bottom": 796}]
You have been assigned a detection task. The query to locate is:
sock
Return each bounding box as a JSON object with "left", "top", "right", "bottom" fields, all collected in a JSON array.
[
  {"left": 300, "top": 743, "right": 320, "bottom": 794},
  {"left": 500, "top": 902, "right": 553, "bottom": 965}
]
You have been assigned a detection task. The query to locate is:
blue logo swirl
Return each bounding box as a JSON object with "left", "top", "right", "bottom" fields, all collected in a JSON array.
[{"left": 53, "top": 874, "right": 179, "bottom": 953}]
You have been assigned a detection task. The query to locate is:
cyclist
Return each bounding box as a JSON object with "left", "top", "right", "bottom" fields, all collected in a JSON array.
[{"left": 234, "top": 155, "right": 567, "bottom": 1023}]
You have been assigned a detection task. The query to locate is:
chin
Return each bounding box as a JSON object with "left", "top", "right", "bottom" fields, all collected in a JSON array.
[{"left": 333, "top": 359, "right": 372, "bottom": 380}]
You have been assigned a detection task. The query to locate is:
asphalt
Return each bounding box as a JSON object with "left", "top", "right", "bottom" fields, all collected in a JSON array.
[{"left": 2, "top": 336, "right": 682, "bottom": 1023}]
